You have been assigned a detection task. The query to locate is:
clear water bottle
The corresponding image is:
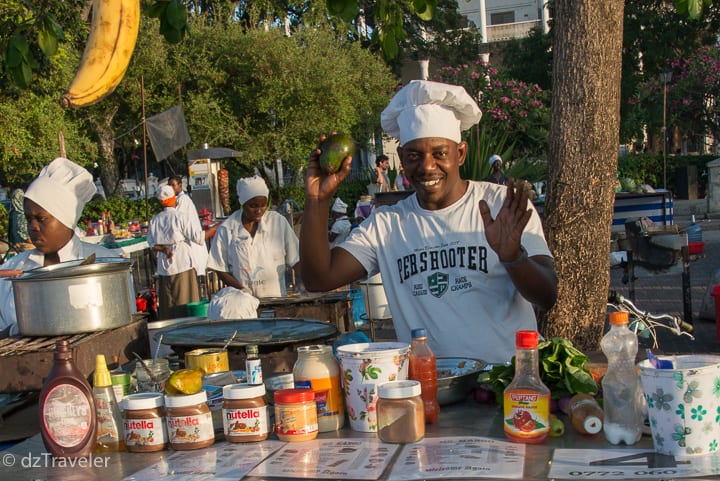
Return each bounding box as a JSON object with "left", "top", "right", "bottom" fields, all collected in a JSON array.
[{"left": 601, "top": 311, "right": 644, "bottom": 445}]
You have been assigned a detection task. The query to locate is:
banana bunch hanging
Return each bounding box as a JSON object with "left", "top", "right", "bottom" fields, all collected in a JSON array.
[{"left": 60, "top": 0, "right": 140, "bottom": 108}]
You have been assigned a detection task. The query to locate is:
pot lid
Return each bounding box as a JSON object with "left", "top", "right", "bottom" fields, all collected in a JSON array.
[
  {"left": 161, "top": 318, "right": 338, "bottom": 347},
  {"left": 14, "top": 257, "right": 133, "bottom": 281}
]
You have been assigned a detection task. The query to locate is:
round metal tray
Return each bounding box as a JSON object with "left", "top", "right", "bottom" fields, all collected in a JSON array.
[{"left": 160, "top": 318, "right": 338, "bottom": 348}]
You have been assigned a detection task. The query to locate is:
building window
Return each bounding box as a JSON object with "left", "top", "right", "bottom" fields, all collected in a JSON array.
[{"left": 490, "top": 11, "right": 515, "bottom": 25}]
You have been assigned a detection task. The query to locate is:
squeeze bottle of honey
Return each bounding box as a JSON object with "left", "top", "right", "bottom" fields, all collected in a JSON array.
[
  {"left": 92, "top": 354, "right": 125, "bottom": 452},
  {"left": 408, "top": 328, "right": 439, "bottom": 424},
  {"left": 503, "top": 330, "right": 550, "bottom": 444},
  {"left": 39, "top": 340, "right": 97, "bottom": 458},
  {"left": 565, "top": 393, "right": 604, "bottom": 435}
]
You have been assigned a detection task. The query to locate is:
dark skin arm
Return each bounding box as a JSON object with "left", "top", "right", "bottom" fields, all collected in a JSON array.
[
  {"left": 300, "top": 135, "right": 366, "bottom": 291},
  {"left": 480, "top": 178, "right": 558, "bottom": 309},
  {"left": 214, "top": 270, "right": 244, "bottom": 291}
]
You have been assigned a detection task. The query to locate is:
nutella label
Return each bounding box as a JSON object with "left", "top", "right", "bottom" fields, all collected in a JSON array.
[
  {"left": 223, "top": 406, "right": 268, "bottom": 436},
  {"left": 123, "top": 418, "right": 167, "bottom": 447},
  {"left": 43, "top": 385, "right": 92, "bottom": 448},
  {"left": 167, "top": 412, "right": 214, "bottom": 444}
]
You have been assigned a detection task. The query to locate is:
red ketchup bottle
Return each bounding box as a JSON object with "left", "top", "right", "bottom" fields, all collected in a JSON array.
[
  {"left": 39, "top": 340, "right": 97, "bottom": 458},
  {"left": 408, "top": 328, "right": 440, "bottom": 424}
]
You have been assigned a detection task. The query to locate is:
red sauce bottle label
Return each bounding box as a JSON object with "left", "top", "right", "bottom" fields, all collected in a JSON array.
[
  {"left": 43, "top": 385, "right": 93, "bottom": 448},
  {"left": 503, "top": 389, "right": 550, "bottom": 440}
]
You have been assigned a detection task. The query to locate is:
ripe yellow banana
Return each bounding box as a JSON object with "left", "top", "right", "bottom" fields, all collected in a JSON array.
[{"left": 60, "top": 0, "right": 140, "bottom": 108}]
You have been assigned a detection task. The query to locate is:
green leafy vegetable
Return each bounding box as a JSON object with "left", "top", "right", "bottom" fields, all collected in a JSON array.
[{"left": 478, "top": 337, "right": 599, "bottom": 406}]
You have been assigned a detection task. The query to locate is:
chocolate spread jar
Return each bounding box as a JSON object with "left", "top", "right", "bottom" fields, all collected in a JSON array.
[
  {"left": 222, "top": 383, "right": 269, "bottom": 442},
  {"left": 122, "top": 393, "right": 168, "bottom": 452},
  {"left": 165, "top": 391, "right": 215, "bottom": 450}
]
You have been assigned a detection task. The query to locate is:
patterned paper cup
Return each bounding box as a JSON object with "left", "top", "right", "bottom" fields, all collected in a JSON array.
[
  {"left": 638, "top": 354, "right": 720, "bottom": 456},
  {"left": 337, "top": 342, "right": 410, "bottom": 432}
]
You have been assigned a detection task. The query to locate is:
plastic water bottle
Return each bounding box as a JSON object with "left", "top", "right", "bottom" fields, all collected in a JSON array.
[{"left": 601, "top": 311, "right": 644, "bottom": 445}]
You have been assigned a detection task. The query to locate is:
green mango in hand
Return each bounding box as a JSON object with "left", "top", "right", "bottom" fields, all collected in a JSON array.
[{"left": 319, "top": 133, "right": 355, "bottom": 174}]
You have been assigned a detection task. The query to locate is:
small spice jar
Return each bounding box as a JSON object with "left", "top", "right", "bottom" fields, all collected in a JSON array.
[
  {"left": 222, "top": 383, "right": 269, "bottom": 442},
  {"left": 122, "top": 392, "right": 168, "bottom": 452},
  {"left": 165, "top": 391, "right": 215, "bottom": 450},
  {"left": 274, "top": 388, "right": 318, "bottom": 442},
  {"left": 377, "top": 380, "right": 425, "bottom": 443}
]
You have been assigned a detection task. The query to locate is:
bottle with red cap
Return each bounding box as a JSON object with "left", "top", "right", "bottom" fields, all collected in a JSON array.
[{"left": 503, "top": 330, "right": 550, "bottom": 444}]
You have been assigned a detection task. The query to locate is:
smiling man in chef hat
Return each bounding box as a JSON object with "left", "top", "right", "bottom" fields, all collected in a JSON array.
[
  {"left": 0, "top": 157, "right": 116, "bottom": 336},
  {"left": 299, "top": 80, "right": 557, "bottom": 364}
]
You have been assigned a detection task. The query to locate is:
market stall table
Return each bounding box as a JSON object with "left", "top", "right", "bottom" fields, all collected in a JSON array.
[{"left": 3, "top": 399, "right": 718, "bottom": 481}]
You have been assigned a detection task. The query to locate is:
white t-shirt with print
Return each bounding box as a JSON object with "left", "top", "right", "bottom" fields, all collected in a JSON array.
[{"left": 339, "top": 180, "right": 552, "bottom": 364}]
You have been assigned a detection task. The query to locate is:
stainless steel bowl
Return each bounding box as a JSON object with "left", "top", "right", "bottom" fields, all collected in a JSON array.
[{"left": 437, "top": 357, "right": 487, "bottom": 405}]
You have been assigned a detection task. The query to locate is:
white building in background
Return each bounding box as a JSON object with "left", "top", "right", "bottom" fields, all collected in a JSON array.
[{"left": 456, "top": 0, "right": 551, "bottom": 43}]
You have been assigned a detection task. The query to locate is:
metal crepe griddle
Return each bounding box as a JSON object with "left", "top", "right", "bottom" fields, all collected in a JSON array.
[{"left": 160, "top": 318, "right": 338, "bottom": 348}]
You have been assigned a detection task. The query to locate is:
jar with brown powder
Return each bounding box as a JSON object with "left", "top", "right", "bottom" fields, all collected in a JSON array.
[{"left": 377, "top": 380, "right": 425, "bottom": 443}]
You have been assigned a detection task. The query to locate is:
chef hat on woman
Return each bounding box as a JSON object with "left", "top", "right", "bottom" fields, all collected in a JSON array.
[
  {"left": 25, "top": 157, "right": 97, "bottom": 229},
  {"left": 489, "top": 154, "right": 502, "bottom": 167},
  {"left": 381, "top": 80, "right": 482, "bottom": 146},
  {"left": 236, "top": 175, "right": 269, "bottom": 205}
]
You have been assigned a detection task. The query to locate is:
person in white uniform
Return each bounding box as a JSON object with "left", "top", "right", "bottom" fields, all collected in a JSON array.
[
  {"left": 0, "top": 157, "right": 116, "bottom": 337},
  {"left": 329, "top": 197, "right": 352, "bottom": 249},
  {"left": 148, "top": 185, "right": 205, "bottom": 320},
  {"left": 167, "top": 176, "right": 217, "bottom": 277},
  {"left": 299, "top": 80, "right": 558, "bottom": 364},
  {"left": 207, "top": 175, "right": 299, "bottom": 299}
]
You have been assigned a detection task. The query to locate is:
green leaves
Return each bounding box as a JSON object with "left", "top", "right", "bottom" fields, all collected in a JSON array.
[
  {"left": 481, "top": 336, "right": 599, "bottom": 406},
  {"left": 3, "top": 13, "right": 64, "bottom": 89},
  {"left": 147, "top": 0, "right": 189, "bottom": 44},
  {"left": 6, "top": 35, "right": 34, "bottom": 88},
  {"left": 326, "top": 0, "right": 359, "bottom": 22},
  {"left": 673, "top": 0, "right": 712, "bottom": 19}
]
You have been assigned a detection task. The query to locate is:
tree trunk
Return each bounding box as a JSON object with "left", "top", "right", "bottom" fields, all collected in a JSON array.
[
  {"left": 540, "top": 1, "right": 624, "bottom": 352},
  {"left": 93, "top": 106, "right": 121, "bottom": 197}
]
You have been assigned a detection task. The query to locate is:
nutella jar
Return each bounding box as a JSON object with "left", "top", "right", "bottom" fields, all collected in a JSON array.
[
  {"left": 222, "top": 383, "right": 269, "bottom": 442},
  {"left": 165, "top": 391, "right": 215, "bottom": 450},
  {"left": 122, "top": 392, "right": 168, "bottom": 452},
  {"left": 274, "top": 388, "right": 318, "bottom": 442}
]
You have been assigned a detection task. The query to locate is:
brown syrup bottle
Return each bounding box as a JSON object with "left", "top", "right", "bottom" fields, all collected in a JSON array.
[{"left": 39, "top": 340, "right": 97, "bottom": 458}]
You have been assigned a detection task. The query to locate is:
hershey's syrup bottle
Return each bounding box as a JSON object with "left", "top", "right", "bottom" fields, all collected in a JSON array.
[{"left": 39, "top": 340, "right": 97, "bottom": 458}]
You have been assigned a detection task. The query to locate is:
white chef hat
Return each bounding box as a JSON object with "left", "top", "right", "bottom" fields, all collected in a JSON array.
[
  {"left": 489, "top": 154, "right": 502, "bottom": 166},
  {"left": 332, "top": 197, "right": 348, "bottom": 214},
  {"left": 381, "top": 80, "right": 482, "bottom": 146},
  {"left": 25, "top": 157, "right": 97, "bottom": 229},
  {"left": 236, "top": 175, "right": 269, "bottom": 205},
  {"left": 157, "top": 185, "right": 176, "bottom": 207}
]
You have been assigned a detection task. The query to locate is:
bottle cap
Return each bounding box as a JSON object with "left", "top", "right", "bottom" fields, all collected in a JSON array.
[
  {"left": 608, "top": 311, "right": 629, "bottom": 325},
  {"left": 93, "top": 354, "right": 112, "bottom": 388},
  {"left": 246, "top": 345, "right": 259, "bottom": 356},
  {"left": 123, "top": 392, "right": 164, "bottom": 410},
  {"left": 223, "top": 383, "right": 266, "bottom": 399},
  {"left": 582, "top": 415, "right": 603, "bottom": 434},
  {"left": 378, "top": 380, "right": 421, "bottom": 399},
  {"left": 411, "top": 328, "right": 427, "bottom": 339},
  {"left": 275, "top": 388, "right": 315, "bottom": 404},
  {"left": 516, "top": 330, "right": 539, "bottom": 348},
  {"left": 165, "top": 390, "right": 208, "bottom": 407}
]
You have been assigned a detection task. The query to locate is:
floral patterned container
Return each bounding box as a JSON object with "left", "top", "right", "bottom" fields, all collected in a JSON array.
[
  {"left": 638, "top": 355, "right": 720, "bottom": 456},
  {"left": 337, "top": 342, "right": 410, "bottom": 432}
]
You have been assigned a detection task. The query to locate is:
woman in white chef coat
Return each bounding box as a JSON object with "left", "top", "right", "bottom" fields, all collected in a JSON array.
[
  {"left": 148, "top": 185, "right": 205, "bottom": 320},
  {"left": 207, "top": 175, "right": 299, "bottom": 316},
  {"left": 0, "top": 157, "right": 115, "bottom": 337}
]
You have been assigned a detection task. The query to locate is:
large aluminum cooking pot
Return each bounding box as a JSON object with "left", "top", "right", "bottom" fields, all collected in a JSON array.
[{"left": 12, "top": 257, "right": 134, "bottom": 336}]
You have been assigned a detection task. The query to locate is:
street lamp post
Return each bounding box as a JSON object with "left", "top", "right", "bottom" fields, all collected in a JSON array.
[{"left": 659, "top": 67, "right": 673, "bottom": 190}]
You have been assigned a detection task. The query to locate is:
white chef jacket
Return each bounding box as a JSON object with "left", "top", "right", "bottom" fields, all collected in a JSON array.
[
  {"left": 207, "top": 209, "right": 299, "bottom": 298},
  {"left": 330, "top": 216, "right": 352, "bottom": 249},
  {"left": 147, "top": 207, "right": 204, "bottom": 276},
  {"left": 176, "top": 191, "right": 209, "bottom": 274},
  {"left": 0, "top": 235, "right": 117, "bottom": 335}
]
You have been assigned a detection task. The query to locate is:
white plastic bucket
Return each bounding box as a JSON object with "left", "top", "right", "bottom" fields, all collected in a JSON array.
[
  {"left": 638, "top": 354, "right": 720, "bottom": 456},
  {"left": 336, "top": 342, "right": 410, "bottom": 432},
  {"left": 359, "top": 273, "right": 390, "bottom": 320}
]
